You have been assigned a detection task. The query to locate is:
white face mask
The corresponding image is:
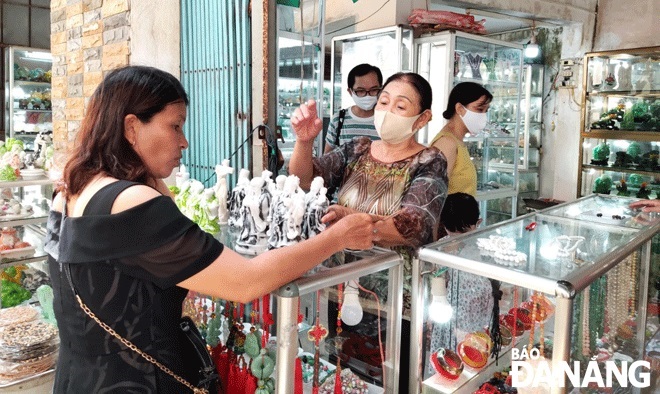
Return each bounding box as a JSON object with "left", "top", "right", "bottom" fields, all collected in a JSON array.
[
  {"left": 351, "top": 93, "right": 378, "bottom": 111},
  {"left": 459, "top": 105, "right": 488, "bottom": 136},
  {"left": 374, "top": 110, "right": 421, "bottom": 144}
]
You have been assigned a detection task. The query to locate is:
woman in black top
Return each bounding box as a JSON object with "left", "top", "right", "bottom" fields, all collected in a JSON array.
[{"left": 44, "top": 66, "right": 376, "bottom": 393}]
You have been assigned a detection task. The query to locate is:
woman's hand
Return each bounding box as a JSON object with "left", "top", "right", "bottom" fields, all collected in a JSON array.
[
  {"left": 330, "top": 213, "right": 376, "bottom": 250},
  {"left": 321, "top": 204, "right": 356, "bottom": 226},
  {"left": 630, "top": 199, "right": 660, "bottom": 213},
  {"left": 291, "top": 100, "right": 323, "bottom": 143}
]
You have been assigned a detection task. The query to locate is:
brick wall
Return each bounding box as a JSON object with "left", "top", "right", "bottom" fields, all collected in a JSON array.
[{"left": 50, "top": 0, "right": 130, "bottom": 170}]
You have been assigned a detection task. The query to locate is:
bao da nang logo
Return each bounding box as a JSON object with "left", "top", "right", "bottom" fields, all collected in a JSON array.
[{"left": 510, "top": 348, "right": 651, "bottom": 389}]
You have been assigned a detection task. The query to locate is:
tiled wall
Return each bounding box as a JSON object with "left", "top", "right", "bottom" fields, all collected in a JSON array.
[{"left": 50, "top": 0, "right": 130, "bottom": 169}]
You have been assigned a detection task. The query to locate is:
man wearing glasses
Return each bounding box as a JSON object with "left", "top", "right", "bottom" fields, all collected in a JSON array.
[{"left": 324, "top": 63, "right": 383, "bottom": 153}]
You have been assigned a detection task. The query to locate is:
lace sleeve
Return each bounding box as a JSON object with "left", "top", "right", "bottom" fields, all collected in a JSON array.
[
  {"left": 392, "top": 148, "right": 449, "bottom": 247},
  {"left": 117, "top": 226, "right": 223, "bottom": 288}
]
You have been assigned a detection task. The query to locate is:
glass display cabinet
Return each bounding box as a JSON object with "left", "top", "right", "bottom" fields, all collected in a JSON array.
[
  {"left": 4, "top": 46, "right": 52, "bottom": 151},
  {"left": 515, "top": 64, "right": 544, "bottom": 215},
  {"left": 0, "top": 178, "right": 55, "bottom": 388},
  {"left": 411, "top": 194, "right": 659, "bottom": 393},
  {"left": 276, "top": 33, "right": 329, "bottom": 168},
  {"left": 415, "top": 31, "right": 523, "bottom": 225},
  {"left": 577, "top": 46, "right": 660, "bottom": 199},
  {"left": 274, "top": 248, "right": 403, "bottom": 393},
  {"left": 330, "top": 25, "right": 414, "bottom": 119},
  {"left": 185, "top": 235, "right": 404, "bottom": 394}
]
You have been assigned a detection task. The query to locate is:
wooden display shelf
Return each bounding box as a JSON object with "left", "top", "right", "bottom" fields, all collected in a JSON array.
[
  {"left": 580, "top": 164, "right": 660, "bottom": 178},
  {"left": 582, "top": 129, "right": 660, "bottom": 142}
]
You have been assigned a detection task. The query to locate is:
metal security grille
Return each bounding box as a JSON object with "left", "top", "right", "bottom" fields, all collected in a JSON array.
[{"left": 180, "top": 0, "right": 251, "bottom": 187}]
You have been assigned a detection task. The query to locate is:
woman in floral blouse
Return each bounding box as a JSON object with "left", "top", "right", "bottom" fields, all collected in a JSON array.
[{"left": 289, "top": 72, "right": 449, "bottom": 391}]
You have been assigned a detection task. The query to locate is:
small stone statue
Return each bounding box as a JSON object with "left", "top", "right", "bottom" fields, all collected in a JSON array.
[
  {"left": 214, "top": 159, "right": 234, "bottom": 225},
  {"left": 285, "top": 177, "right": 306, "bottom": 245},
  {"left": 261, "top": 169, "right": 275, "bottom": 195},
  {"left": 236, "top": 177, "right": 269, "bottom": 255},
  {"left": 228, "top": 169, "right": 250, "bottom": 231},
  {"left": 175, "top": 164, "right": 190, "bottom": 188},
  {"left": 268, "top": 176, "right": 299, "bottom": 249},
  {"left": 303, "top": 186, "right": 329, "bottom": 239}
]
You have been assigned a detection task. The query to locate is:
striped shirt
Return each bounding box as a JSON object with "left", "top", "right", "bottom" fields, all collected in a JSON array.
[{"left": 325, "top": 107, "right": 379, "bottom": 149}]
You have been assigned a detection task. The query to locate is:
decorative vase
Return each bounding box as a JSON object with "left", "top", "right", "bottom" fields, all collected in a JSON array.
[{"left": 465, "top": 53, "right": 483, "bottom": 79}]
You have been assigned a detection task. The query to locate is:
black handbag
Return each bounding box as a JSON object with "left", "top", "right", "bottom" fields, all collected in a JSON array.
[{"left": 179, "top": 316, "right": 219, "bottom": 393}]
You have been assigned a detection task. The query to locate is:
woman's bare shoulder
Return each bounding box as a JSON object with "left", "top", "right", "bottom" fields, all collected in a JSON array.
[{"left": 112, "top": 184, "right": 162, "bottom": 213}]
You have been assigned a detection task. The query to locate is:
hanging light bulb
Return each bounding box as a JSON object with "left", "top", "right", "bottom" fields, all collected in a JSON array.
[
  {"left": 429, "top": 275, "right": 453, "bottom": 324},
  {"left": 341, "top": 280, "right": 363, "bottom": 326},
  {"left": 524, "top": 23, "right": 540, "bottom": 59}
]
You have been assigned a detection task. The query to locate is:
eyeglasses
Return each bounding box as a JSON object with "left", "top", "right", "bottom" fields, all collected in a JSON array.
[{"left": 352, "top": 87, "right": 382, "bottom": 97}]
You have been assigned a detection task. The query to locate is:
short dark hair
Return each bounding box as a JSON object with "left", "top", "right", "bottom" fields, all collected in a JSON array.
[
  {"left": 441, "top": 192, "right": 480, "bottom": 233},
  {"left": 347, "top": 63, "right": 383, "bottom": 89},
  {"left": 381, "top": 72, "right": 432, "bottom": 113},
  {"left": 443, "top": 82, "right": 493, "bottom": 119},
  {"left": 62, "top": 66, "right": 189, "bottom": 195}
]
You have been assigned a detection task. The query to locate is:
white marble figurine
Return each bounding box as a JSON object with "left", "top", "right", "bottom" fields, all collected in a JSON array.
[
  {"left": 236, "top": 177, "right": 269, "bottom": 255},
  {"left": 303, "top": 186, "right": 329, "bottom": 239},
  {"left": 268, "top": 175, "right": 299, "bottom": 249},
  {"left": 214, "top": 159, "right": 234, "bottom": 225},
  {"left": 228, "top": 168, "right": 250, "bottom": 231}
]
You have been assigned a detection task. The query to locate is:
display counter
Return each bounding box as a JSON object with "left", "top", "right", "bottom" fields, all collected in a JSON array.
[
  {"left": 411, "top": 194, "right": 660, "bottom": 393},
  {"left": 274, "top": 247, "right": 403, "bottom": 393},
  {"left": 191, "top": 230, "right": 404, "bottom": 394}
]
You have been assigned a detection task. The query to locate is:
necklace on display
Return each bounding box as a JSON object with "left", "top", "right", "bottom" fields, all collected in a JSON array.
[{"left": 477, "top": 235, "right": 527, "bottom": 267}]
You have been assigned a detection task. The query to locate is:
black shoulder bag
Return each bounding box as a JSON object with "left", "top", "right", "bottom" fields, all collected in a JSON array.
[{"left": 333, "top": 108, "right": 347, "bottom": 148}]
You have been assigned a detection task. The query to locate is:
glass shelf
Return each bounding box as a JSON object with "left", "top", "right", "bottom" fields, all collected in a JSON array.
[
  {"left": 5, "top": 46, "right": 53, "bottom": 151},
  {"left": 412, "top": 195, "right": 659, "bottom": 393}
]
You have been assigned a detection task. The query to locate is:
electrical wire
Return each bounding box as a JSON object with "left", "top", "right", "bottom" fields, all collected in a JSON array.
[
  {"left": 325, "top": 0, "right": 391, "bottom": 36},
  {"left": 199, "top": 124, "right": 259, "bottom": 186},
  {"left": 355, "top": 282, "right": 386, "bottom": 390}
]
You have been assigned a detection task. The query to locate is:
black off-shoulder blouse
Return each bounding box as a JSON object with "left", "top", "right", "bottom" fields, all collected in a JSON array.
[{"left": 44, "top": 180, "right": 223, "bottom": 393}]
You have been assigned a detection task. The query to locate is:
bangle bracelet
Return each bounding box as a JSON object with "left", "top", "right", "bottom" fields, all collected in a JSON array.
[
  {"left": 509, "top": 307, "right": 534, "bottom": 331},
  {"left": 500, "top": 314, "right": 525, "bottom": 337},
  {"left": 430, "top": 348, "right": 464, "bottom": 380},
  {"left": 458, "top": 341, "right": 488, "bottom": 369},
  {"left": 465, "top": 331, "right": 493, "bottom": 354},
  {"left": 498, "top": 324, "right": 513, "bottom": 346}
]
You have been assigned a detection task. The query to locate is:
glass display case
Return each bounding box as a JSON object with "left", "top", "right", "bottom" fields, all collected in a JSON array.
[
  {"left": 515, "top": 64, "right": 544, "bottom": 215},
  {"left": 274, "top": 248, "right": 403, "bottom": 393},
  {"left": 411, "top": 194, "right": 659, "bottom": 393},
  {"left": 0, "top": 178, "right": 55, "bottom": 387},
  {"left": 415, "top": 31, "right": 523, "bottom": 225},
  {"left": 277, "top": 32, "right": 329, "bottom": 169},
  {"left": 330, "top": 26, "right": 414, "bottom": 118},
  {"left": 4, "top": 46, "right": 52, "bottom": 151},
  {"left": 577, "top": 46, "right": 660, "bottom": 199},
  {"left": 186, "top": 232, "right": 404, "bottom": 394}
]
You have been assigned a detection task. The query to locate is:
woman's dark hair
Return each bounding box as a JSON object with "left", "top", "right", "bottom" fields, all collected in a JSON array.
[
  {"left": 347, "top": 63, "right": 383, "bottom": 89},
  {"left": 441, "top": 192, "right": 480, "bottom": 233},
  {"left": 442, "top": 82, "right": 493, "bottom": 119},
  {"left": 62, "top": 66, "right": 188, "bottom": 195},
  {"left": 381, "top": 72, "right": 432, "bottom": 113}
]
